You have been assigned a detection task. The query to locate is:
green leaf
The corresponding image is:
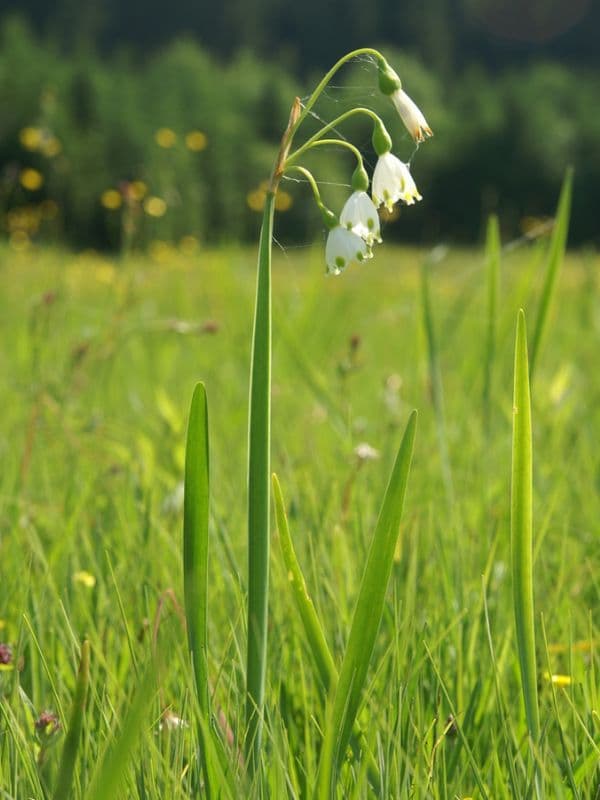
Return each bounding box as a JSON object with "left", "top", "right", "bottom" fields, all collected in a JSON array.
[
  {"left": 52, "top": 640, "right": 90, "bottom": 800},
  {"left": 529, "top": 169, "right": 573, "bottom": 377},
  {"left": 317, "top": 410, "right": 417, "bottom": 796},
  {"left": 511, "top": 310, "right": 540, "bottom": 745},
  {"left": 86, "top": 665, "right": 154, "bottom": 800},
  {"left": 272, "top": 473, "right": 336, "bottom": 692},
  {"left": 183, "top": 382, "right": 210, "bottom": 718},
  {"left": 482, "top": 213, "right": 501, "bottom": 432}
]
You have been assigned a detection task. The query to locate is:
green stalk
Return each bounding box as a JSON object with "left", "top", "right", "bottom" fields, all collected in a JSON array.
[
  {"left": 245, "top": 191, "right": 275, "bottom": 771},
  {"left": 52, "top": 640, "right": 89, "bottom": 800},
  {"left": 529, "top": 169, "right": 573, "bottom": 378},
  {"left": 183, "top": 382, "right": 213, "bottom": 795},
  {"left": 482, "top": 214, "right": 500, "bottom": 433},
  {"left": 511, "top": 311, "right": 541, "bottom": 750},
  {"left": 317, "top": 411, "right": 417, "bottom": 797}
]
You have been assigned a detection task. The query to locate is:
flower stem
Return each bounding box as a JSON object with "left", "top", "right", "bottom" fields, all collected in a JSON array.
[
  {"left": 291, "top": 48, "right": 384, "bottom": 135},
  {"left": 245, "top": 190, "right": 275, "bottom": 774},
  {"left": 287, "top": 107, "right": 383, "bottom": 165}
]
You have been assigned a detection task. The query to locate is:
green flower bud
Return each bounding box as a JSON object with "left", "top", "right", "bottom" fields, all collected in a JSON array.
[
  {"left": 377, "top": 57, "right": 402, "bottom": 97},
  {"left": 372, "top": 119, "right": 393, "bottom": 157},
  {"left": 351, "top": 163, "right": 370, "bottom": 193}
]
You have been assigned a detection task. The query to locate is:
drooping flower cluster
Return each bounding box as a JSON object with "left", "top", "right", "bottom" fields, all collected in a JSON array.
[{"left": 281, "top": 53, "right": 433, "bottom": 275}]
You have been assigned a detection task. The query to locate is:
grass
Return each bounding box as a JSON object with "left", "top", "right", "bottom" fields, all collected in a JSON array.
[{"left": 0, "top": 233, "right": 599, "bottom": 798}]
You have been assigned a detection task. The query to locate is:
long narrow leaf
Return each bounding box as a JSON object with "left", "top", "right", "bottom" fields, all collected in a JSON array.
[
  {"left": 183, "top": 382, "right": 215, "bottom": 796},
  {"left": 52, "top": 640, "right": 90, "bottom": 800},
  {"left": 183, "top": 382, "right": 210, "bottom": 717},
  {"left": 482, "top": 213, "right": 500, "bottom": 432},
  {"left": 246, "top": 191, "right": 275, "bottom": 770},
  {"left": 529, "top": 169, "right": 573, "bottom": 377},
  {"left": 511, "top": 310, "right": 540, "bottom": 746},
  {"left": 272, "top": 473, "right": 336, "bottom": 691},
  {"left": 317, "top": 410, "right": 417, "bottom": 796},
  {"left": 86, "top": 665, "right": 155, "bottom": 800}
]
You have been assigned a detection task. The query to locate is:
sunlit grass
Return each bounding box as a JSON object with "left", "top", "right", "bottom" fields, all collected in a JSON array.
[{"left": 0, "top": 237, "right": 598, "bottom": 797}]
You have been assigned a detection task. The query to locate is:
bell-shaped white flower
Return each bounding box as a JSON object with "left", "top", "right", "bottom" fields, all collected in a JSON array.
[
  {"left": 325, "top": 225, "right": 372, "bottom": 275},
  {"left": 390, "top": 89, "right": 433, "bottom": 143},
  {"left": 340, "top": 191, "right": 382, "bottom": 246},
  {"left": 372, "top": 153, "right": 422, "bottom": 211}
]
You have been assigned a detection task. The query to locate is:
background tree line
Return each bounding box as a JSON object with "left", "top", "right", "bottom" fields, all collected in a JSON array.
[{"left": 0, "top": 7, "right": 598, "bottom": 250}]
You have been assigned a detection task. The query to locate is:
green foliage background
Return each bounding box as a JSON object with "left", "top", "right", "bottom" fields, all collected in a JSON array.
[{"left": 0, "top": 15, "right": 599, "bottom": 249}]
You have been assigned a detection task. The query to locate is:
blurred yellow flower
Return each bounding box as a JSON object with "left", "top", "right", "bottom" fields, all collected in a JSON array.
[
  {"left": 155, "top": 128, "right": 177, "bottom": 148},
  {"left": 185, "top": 130, "right": 208, "bottom": 152},
  {"left": 9, "top": 230, "right": 31, "bottom": 252},
  {"left": 247, "top": 188, "right": 266, "bottom": 212},
  {"left": 543, "top": 671, "right": 572, "bottom": 688},
  {"left": 19, "top": 168, "right": 44, "bottom": 191},
  {"left": 19, "top": 126, "right": 43, "bottom": 151},
  {"left": 130, "top": 180, "right": 148, "bottom": 201},
  {"left": 101, "top": 189, "right": 123, "bottom": 210},
  {"left": 73, "top": 570, "right": 96, "bottom": 588},
  {"left": 179, "top": 235, "right": 199, "bottom": 255},
  {"left": 144, "top": 196, "right": 167, "bottom": 217},
  {"left": 275, "top": 190, "right": 293, "bottom": 211}
]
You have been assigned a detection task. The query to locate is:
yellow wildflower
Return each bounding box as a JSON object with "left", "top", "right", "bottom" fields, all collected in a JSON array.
[
  {"left": 144, "top": 196, "right": 167, "bottom": 217},
  {"left": 101, "top": 189, "right": 123, "bottom": 210},
  {"left": 155, "top": 128, "right": 177, "bottom": 148},
  {"left": 185, "top": 130, "right": 208, "bottom": 152},
  {"left": 73, "top": 570, "right": 96, "bottom": 588},
  {"left": 19, "top": 168, "right": 44, "bottom": 191}
]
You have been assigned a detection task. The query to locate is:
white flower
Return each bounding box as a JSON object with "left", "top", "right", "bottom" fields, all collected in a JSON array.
[
  {"left": 325, "top": 226, "right": 371, "bottom": 275},
  {"left": 340, "top": 191, "right": 382, "bottom": 246},
  {"left": 372, "top": 153, "right": 422, "bottom": 211},
  {"left": 390, "top": 89, "right": 433, "bottom": 143}
]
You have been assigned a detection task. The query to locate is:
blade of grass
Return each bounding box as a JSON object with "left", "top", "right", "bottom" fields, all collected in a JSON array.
[
  {"left": 511, "top": 311, "right": 541, "bottom": 760},
  {"left": 482, "top": 213, "right": 501, "bottom": 433},
  {"left": 245, "top": 191, "right": 275, "bottom": 772},
  {"left": 317, "top": 410, "right": 417, "bottom": 797},
  {"left": 529, "top": 169, "right": 573, "bottom": 378},
  {"left": 421, "top": 260, "right": 454, "bottom": 507},
  {"left": 183, "top": 382, "right": 214, "bottom": 796},
  {"left": 52, "top": 640, "right": 90, "bottom": 800},
  {"left": 86, "top": 664, "right": 155, "bottom": 800}
]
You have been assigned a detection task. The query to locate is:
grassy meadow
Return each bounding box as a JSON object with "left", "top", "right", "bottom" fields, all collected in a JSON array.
[{"left": 0, "top": 234, "right": 599, "bottom": 798}]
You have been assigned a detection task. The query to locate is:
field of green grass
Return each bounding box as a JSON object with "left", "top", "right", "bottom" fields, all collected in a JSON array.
[{"left": 0, "top": 235, "right": 599, "bottom": 798}]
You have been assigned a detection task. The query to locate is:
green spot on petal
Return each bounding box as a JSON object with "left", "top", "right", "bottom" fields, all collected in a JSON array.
[{"left": 335, "top": 256, "right": 345, "bottom": 268}]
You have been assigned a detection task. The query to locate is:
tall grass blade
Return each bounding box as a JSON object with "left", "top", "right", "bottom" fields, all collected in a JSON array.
[
  {"left": 529, "top": 169, "right": 573, "bottom": 377},
  {"left": 52, "top": 640, "right": 89, "bottom": 800},
  {"left": 86, "top": 665, "right": 155, "bottom": 800},
  {"left": 183, "top": 382, "right": 214, "bottom": 795},
  {"left": 421, "top": 261, "right": 453, "bottom": 506},
  {"left": 482, "top": 214, "right": 501, "bottom": 432},
  {"left": 317, "top": 410, "right": 417, "bottom": 796},
  {"left": 245, "top": 191, "right": 275, "bottom": 771},
  {"left": 511, "top": 310, "right": 541, "bottom": 749}
]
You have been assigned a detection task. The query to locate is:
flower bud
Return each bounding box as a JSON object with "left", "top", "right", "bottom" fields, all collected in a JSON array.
[
  {"left": 372, "top": 119, "right": 393, "bottom": 157},
  {"left": 377, "top": 57, "right": 402, "bottom": 96}
]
